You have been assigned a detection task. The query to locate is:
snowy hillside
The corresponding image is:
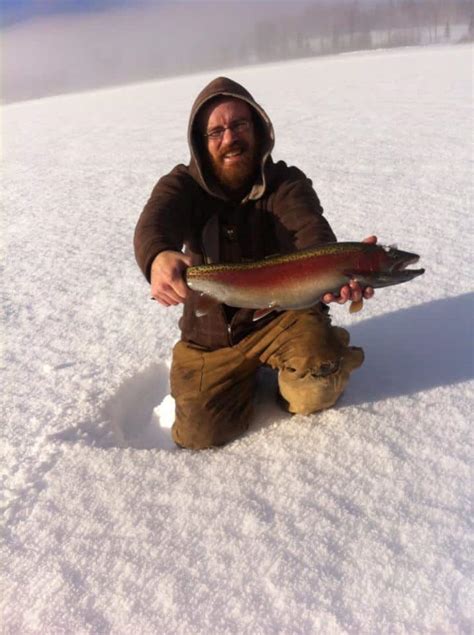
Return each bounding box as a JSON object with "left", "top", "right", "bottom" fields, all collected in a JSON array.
[{"left": 2, "top": 45, "right": 473, "bottom": 633}]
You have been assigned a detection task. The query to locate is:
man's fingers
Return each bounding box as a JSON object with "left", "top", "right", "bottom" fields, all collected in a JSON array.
[
  {"left": 150, "top": 294, "right": 172, "bottom": 306},
  {"left": 152, "top": 294, "right": 176, "bottom": 306},
  {"left": 338, "top": 285, "right": 351, "bottom": 304},
  {"left": 164, "top": 282, "right": 186, "bottom": 303},
  {"left": 322, "top": 285, "right": 351, "bottom": 305},
  {"left": 151, "top": 283, "right": 185, "bottom": 305},
  {"left": 322, "top": 282, "right": 375, "bottom": 306},
  {"left": 349, "top": 280, "right": 362, "bottom": 303},
  {"left": 362, "top": 235, "right": 377, "bottom": 244},
  {"left": 149, "top": 251, "right": 192, "bottom": 307},
  {"left": 170, "top": 274, "right": 189, "bottom": 300}
]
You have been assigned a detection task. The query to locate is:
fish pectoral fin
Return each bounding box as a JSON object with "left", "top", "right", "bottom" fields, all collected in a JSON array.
[
  {"left": 349, "top": 298, "right": 364, "bottom": 314},
  {"left": 253, "top": 306, "right": 278, "bottom": 322},
  {"left": 342, "top": 272, "right": 367, "bottom": 314},
  {"left": 194, "top": 292, "right": 219, "bottom": 318}
]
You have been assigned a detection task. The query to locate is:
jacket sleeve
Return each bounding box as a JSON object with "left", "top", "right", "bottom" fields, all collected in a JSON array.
[
  {"left": 271, "top": 166, "right": 336, "bottom": 252},
  {"left": 134, "top": 166, "right": 194, "bottom": 282}
]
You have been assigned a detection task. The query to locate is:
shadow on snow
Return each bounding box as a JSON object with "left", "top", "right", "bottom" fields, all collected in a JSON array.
[
  {"left": 51, "top": 292, "right": 473, "bottom": 451},
  {"left": 342, "top": 291, "right": 474, "bottom": 407}
]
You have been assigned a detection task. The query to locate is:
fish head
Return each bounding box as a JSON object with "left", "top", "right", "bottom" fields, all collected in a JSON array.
[
  {"left": 381, "top": 245, "right": 424, "bottom": 278},
  {"left": 349, "top": 244, "right": 425, "bottom": 289}
]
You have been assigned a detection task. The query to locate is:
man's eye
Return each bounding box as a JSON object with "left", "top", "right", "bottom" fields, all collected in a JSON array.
[{"left": 208, "top": 128, "right": 224, "bottom": 139}]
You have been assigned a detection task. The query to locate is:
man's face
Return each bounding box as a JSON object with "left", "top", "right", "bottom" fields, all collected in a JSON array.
[{"left": 201, "top": 98, "right": 258, "bottom": 194}]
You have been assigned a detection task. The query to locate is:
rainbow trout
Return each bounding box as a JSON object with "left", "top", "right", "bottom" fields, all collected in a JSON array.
[{"left": 185, "top": 242, "right": 424, "bottom": 316}]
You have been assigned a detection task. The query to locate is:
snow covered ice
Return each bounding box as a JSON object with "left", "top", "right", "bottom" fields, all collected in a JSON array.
[{"left": 2, "top": 45, "right": 473, "bottom": 633}]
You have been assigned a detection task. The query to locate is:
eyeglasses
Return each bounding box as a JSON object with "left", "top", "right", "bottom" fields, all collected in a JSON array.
[{"left": 204, "top": 119, "right": 251, "bottom": 142}]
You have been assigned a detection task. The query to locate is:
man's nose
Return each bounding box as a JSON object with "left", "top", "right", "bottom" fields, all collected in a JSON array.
[{"left": 222, "top": 126, "right": 239, "bottom": 142}]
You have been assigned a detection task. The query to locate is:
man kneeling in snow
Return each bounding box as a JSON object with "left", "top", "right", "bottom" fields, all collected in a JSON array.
[{"left": 134, "top": 77, "right": 374, "bottom": 449}]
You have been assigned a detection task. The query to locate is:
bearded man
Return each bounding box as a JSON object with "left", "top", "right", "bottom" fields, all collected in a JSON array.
[{"left": 134, "top": 77, "right": 374, "bottom": 450}]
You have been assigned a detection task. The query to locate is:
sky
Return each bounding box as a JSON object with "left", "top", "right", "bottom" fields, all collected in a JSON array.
[
  {"left": 1, "top": 0, "right": 271, "bottom": 26},
  {"left": 1, "top": 0, "right": 311, "bottom": 102},
  {"left": 0, "top": 0, "right": 391, "bottom": 27},
  {"left": 0, "top": 0, "right": 130, "bottom": 25}
]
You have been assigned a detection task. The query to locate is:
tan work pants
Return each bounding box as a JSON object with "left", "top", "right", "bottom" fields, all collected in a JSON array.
[{"left": 170, "top": 309, "right": 364, "bottom": 449}]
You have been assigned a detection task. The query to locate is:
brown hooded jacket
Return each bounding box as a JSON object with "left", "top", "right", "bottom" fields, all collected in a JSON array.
[{"left": 134, "top": 76, "right": 337, "bottom": 350}]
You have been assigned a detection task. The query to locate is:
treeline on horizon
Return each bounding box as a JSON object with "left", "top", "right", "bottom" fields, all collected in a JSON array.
[{"left": 220, "top": 0, "right": 474, "bottom": 69}]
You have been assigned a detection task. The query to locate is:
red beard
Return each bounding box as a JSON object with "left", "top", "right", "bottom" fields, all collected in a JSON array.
[{"left": 209, "top": 140, "right": 258, "bottom": 194}]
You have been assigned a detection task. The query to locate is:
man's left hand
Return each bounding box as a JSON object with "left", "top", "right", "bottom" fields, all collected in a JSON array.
[{"left": 322, "top": 235, "right": 377, "bottom": 306}]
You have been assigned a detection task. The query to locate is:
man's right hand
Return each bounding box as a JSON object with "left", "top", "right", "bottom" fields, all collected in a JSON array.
[{"left": 150, "top": 250, "right": 192, "bottom": 307}]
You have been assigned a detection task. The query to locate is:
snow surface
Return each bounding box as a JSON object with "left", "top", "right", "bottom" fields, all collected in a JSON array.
[{"left": 2, "top": 45, "right": 473, "bottom": 633}]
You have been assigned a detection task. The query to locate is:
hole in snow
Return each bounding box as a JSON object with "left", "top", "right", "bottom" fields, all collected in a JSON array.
[
  {"left": 101, "top": 362, "right": 177, "bottom": 451},
  {"left": 51, "top": 362, "right": 179, "bottom": 451}
]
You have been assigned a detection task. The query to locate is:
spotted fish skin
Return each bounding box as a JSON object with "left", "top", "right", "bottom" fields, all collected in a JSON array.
[{"left": 185, "top": 241, "right": 424, "bottom": 313}]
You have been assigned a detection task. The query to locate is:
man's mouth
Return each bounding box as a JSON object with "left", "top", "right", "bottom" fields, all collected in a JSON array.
[{"left": 221, "top": 146, "right": 246, "bottom": 162}]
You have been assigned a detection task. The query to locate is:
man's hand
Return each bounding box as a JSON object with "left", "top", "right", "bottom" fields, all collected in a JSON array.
[
  {"left": 322, "top": 235, "right": 377, "bottom": 306},
  {"left": 150, "top": 250, "right": 192, "bottom": 307}
]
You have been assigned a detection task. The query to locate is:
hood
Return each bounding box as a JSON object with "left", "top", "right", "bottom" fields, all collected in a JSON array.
[{"left": 187, "top": 76, "right": 275, "bottom": 201}]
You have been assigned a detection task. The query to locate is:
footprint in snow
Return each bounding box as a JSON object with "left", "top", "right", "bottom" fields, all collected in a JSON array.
[
  {"left": 53, "top": 363, "right": 178, "bottom": 451},
  {"left": 101, "top": 362, "right": 178, "bottom": 451}
]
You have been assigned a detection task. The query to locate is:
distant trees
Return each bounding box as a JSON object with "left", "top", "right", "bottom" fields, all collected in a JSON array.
[{"left": 250, "top": 0, "right": 473, "bottom": 63}]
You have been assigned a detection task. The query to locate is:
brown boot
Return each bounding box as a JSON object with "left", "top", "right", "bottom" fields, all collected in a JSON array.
[{"left": 262, "top": 312, "right": 364, "bottom": 415}]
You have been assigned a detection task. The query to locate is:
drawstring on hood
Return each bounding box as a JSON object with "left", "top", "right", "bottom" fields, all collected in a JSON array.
[{"left": 187, "top": 76, "right": 275, "bottom": 202}]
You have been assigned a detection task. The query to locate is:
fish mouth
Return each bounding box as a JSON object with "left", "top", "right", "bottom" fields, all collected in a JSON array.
[{"left": 390, "top": 253, "right": 425, "bottom": 279}]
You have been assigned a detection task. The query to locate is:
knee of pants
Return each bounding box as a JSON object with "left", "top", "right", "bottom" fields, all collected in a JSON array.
[
  {"left": 265, "top": 315, "right": 356, "bottom": 373},
  {"left": 172, "top": 391, "right": 254, "bottom": 450},
  {"left": 278, "top": 347, "right": 364, "bottom": 415},
  {"left": 170, "top": 340, "right": 258, "bottom": 449}
]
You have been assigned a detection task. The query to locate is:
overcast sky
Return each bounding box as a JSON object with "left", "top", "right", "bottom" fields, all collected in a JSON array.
[{"left": 2, "top": 1, "right": 314, "bottom": 102}]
